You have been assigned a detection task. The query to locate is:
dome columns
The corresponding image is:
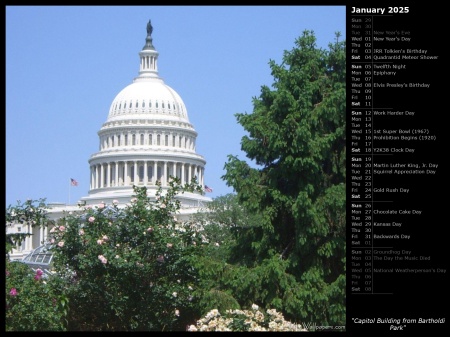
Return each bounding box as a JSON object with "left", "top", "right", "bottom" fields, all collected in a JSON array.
[{"left": 89, "top": 160, "right": 205, "bottom": 191}]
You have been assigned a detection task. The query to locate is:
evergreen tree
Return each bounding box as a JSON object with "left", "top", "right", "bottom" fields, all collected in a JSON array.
[{"left": 222, "top": 30, "right": 346, "bottom": 325}]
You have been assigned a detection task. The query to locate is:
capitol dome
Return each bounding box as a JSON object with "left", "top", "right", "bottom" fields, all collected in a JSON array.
[
  {"left": 80, "top": 20, "right": 211, "bottom": 212},
  {"left": 107, "top": 80, "right": 189, "bottom": 123}
]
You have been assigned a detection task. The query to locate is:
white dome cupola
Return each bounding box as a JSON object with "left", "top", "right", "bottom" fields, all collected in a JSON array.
[{"left": 81, "top": 20, "right": 211, "bottom": 210}]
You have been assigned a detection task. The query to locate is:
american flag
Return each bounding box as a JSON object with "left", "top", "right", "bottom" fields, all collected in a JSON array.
[
  {"left": 71, "top": 178, "right": 79, "bottom": 186},
  {"left": 204, "top": 185, "right": 213, "bottom": 193}
]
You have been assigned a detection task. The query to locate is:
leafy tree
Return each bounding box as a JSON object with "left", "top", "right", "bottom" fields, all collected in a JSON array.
[
  {"left": 189, "top": 193, "right": 264, "bottom": 315},
  {"left": 221, "top": 30, "right": 346, "bottom": 325}
]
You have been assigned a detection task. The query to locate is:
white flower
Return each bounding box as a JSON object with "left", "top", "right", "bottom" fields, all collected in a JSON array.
[
  {"left": 252, "top": 304, "right": 259, "bottom": 311},
  {"left": 187, "top": 325, "right": 198, "bottom": 331},
  {"left": 175, "top": 309, "right": 180, "bottom": 316},
  {"left": 172, "top": 292, "right": 177, "bottom": 297}
]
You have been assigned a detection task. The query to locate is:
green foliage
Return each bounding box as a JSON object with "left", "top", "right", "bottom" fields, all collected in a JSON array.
[
  {"left": 221, "top": 30, "right": 346, "bottom": 325},
  {"left": 5, "top": 198, "right": 50, "bottom": 257},
  {"left": 48, "top": 178, "right": 206, "bottom": 331},
  {"left": 5, "top": 260, "right": 68, "bottom": 331}
]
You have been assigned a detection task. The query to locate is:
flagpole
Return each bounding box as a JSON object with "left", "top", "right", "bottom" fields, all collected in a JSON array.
[{"left": 68, "top": 179, "right": 71, "bottom": 205}]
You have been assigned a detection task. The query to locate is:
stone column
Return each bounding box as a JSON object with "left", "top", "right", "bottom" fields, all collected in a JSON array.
[
  {"left": 181, "top": 163, "right": 185, "bottom": 185},
  {"left": 115, "top": 161, "right": 119, "bottom": 187},
  {"left": 144, "top": 160, "right": 148, "bottom": 185},
  {"left": 124, "top": 161, "right": 128, "bottom": 186},
  {"left": 163, "top": 161, "right": 167, "bottom": 186},
  {"left": 107, "top": 163, "right": 111, "bottom": 187},
  {"left": 100, "top": 164, "right": 104, "bottom": 188}
]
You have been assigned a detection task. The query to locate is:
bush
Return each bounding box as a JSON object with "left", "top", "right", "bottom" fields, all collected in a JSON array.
[
  {"left": 5, "top": 260, "right": 68, "bottom": 331},
  {"left": 49, "top": 179, "right": 206, "bottom": 331},
  {"left": 187, "top": 304, "right": 308, "bottom": 331}
]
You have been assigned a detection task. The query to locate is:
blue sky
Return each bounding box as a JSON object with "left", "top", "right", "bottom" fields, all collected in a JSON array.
[{"left": 6, "top": 5, "right": 345, "bottom": 207}]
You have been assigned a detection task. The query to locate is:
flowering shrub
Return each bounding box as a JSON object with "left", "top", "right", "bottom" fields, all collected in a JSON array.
[
  {"left": 49, "top": 179, "right": 206, "bottom": 331},
  {"left": 187, "top": 304, "right": 307, "bottom": 331},
  {"left": 5, "top": 260, "right": 68, "bottom": 331}
]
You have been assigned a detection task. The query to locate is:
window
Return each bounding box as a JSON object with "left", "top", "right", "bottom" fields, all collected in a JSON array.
[
  {"left": 139, "top": 165, "right": 144, "bottom": 182},
  {"left": 148, "top": 166, "right": 153, "bottom": 180}
]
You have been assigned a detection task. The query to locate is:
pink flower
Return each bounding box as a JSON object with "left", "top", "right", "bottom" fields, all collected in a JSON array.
[
  {"left": 98, "top": 203, "right": 105, "bottom": 209},
  {"left": 88, "top": 216, "right": 95, "bottom": 223},
  {"left": 36, "top": 269, "right": 43, "bottom": 276},
  {"left": 6, "top": 270, "right": 10, "bottom": 277},
  {"left": 102, "top": 235, "right": 109, "bottom": 241},
  {"left": 50, "top": 238, "right": 55, "bottom": 244},
  {"left": 59, "top": 226, "right": 65, "bottom": 231},
  {"left": 79, "top": 229, "right": 85, "bottom": 235},
  {"left": 97, "top": 239, "right": 104, "bottom": 245},
  {"left": 58, "top": 241, "right": 64, "bottom": 247},
  {"left": 147, "top": 227, "right": 153, "bottom": 232},
  {"left": 160, "top": 203, "right": 166, "bottom": 209},
  {"left": 113, "top": 199, "right": 119, "bottom": 205},
  {"left": 9, "top": 288, "right": 18, "bottom": 296},
  {"left": 98, "top": 255, "right": 107, "bottom": 264},
  {"left": 156, "top": 255, "right": 164, "bottom": 263},
  {"left": 167, "top": 243, "right": 173, "bottom": 248}
]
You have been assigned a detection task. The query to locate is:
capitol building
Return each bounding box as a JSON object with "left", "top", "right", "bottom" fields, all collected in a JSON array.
[{"left": 8, "top": 20, "right": 212, "bottom": 260}]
